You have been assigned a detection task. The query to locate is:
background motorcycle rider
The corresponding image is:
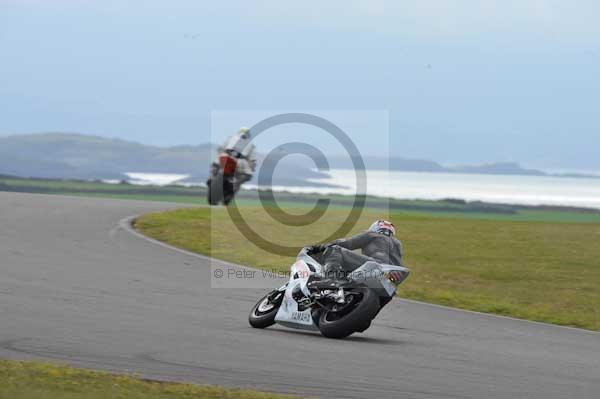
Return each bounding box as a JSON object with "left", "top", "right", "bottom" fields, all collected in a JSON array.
[
  {"left": 211, "top": 127, "right": 257, "bottom": 190},
  {"left": 308, "top": 220, "right": 403, "bottom": 283}
]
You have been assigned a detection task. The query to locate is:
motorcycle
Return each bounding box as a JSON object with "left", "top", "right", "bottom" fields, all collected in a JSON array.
[
  {"left": 207, "top": 144, "right": 255, "bottom": 206},
  {"left": 248, "top": 246, "right": 410, "bottom": 339}
]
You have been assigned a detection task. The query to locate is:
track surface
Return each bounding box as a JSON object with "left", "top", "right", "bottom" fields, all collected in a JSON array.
[{"left": 0, "top": 192, "right": 598, "bottom": 399}]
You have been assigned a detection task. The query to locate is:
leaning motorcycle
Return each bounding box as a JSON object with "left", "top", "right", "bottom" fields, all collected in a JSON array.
[
  {"left": 248, "top": 247, "right": 410, "bottom": 339},
  {"left": 207, "top": 145, "right": 255, "bottom": 206}
]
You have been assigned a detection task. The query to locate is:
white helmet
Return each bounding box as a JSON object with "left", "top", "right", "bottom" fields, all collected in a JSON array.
[{"left": 369, "top": 220, "right": 395, "bottom": 236}]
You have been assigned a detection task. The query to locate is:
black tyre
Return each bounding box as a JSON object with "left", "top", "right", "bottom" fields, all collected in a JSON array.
[
  {"left": 222, "top": 179, "right": 235, "bottom": 205},
  {"left": 206, "top": 179, "right": 218, "bottom": 205},
  {"left": 318, "top": 287, "right": 379, "bottom": 339},
  {"left": 223, "top": 192, "right": 234, "bottom": 205},
  {"left": 249, "top": 291, "right": 283, "bottom": 329},
  {"left": 209, "top": 173, "right": 224, "bottom": 205},
  {"left": 355, "top": 320, "right": 371, "bottom": 333}
]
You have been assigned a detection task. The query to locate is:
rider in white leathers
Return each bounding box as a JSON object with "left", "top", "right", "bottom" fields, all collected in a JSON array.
[{"left": 215, "top": 127, "right": 257, "bottom": 188}]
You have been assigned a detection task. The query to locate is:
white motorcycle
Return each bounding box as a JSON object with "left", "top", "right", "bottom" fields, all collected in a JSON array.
[{"left": 249, "top": 247, "right": 410, "bottom": 339}]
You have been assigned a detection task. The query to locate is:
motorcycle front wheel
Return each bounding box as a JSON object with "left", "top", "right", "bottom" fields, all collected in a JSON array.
[
  {"left": 318, "top": 286, "right": 379, "bottom": 339},
  {"left": 248, "top": 291, "right": 283, "bottom": 329}
]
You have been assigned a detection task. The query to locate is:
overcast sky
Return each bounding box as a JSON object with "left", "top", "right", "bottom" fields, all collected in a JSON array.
[{"left": 1, "top": 1, "right": 599, "bottom": 171}]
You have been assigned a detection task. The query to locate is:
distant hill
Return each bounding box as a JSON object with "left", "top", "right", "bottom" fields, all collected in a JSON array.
[
  {"left": 1, "top": 133, "right": 594, "bottom": 185},
  {"left": 0, "top": 133, "right": 212, "bottom": 180},
  {"left": 448, "top": 162, "right": 546, "bottom": 176},
  {"left": 327, "top": 156, "right": 547, "bottom": 176},
  {"left": 326, "top": 155, "right": 446, "bottom": 172},
  {"left": 0, "top": 133, "right": 329, "bottom": 186}
]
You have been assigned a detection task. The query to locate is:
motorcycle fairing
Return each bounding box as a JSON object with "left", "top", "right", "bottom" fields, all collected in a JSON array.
[{"left": 274, "top": 258, "right": 319, "bottom": 331}]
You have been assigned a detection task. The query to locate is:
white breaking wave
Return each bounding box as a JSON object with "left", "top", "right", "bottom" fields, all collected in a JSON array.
[
  {"left": 112, "top": 169, "right": 600, "bottom": 209},
  {"left": 124, "top": 172, "right": 189, "bottom": 186},
  {"left": 254, "top": 169, "right": 600, "bottom": 209}
]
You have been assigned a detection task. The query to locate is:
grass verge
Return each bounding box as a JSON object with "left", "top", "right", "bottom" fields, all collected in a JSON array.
[
  {"left": 136, "top": 206, "right": 600, "bottom": 331},
  {"left": 0, "top": 359, "right": 305, "bottom": 399}
]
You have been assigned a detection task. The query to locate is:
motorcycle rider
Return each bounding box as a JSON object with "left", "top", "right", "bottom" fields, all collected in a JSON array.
[
  {"left": 308, "top": 220, "right": 403, "bottom": 282},
  {"left": 212, "top": 127, "right": 257, "bottom": 188}
]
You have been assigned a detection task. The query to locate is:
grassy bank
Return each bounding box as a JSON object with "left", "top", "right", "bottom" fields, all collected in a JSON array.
[
  {"left": 136, "top": 206, "right": 600, "bottom": 330},
  {"left": 0, "top": 360, "right": 304, "bottom": 399}
]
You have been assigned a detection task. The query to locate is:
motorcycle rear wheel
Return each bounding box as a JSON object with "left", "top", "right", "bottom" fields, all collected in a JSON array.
[{"left": 318, "top": 286, "right": 379, "bottom": 339}]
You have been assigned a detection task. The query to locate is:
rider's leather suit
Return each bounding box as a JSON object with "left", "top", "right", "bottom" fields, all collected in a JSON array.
[{"left": 321, "top": 231, "right": 403, "bottom": 278}]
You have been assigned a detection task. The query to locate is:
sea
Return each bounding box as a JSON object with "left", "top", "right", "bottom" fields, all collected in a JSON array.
[{"left": 120, "top": 170, "right": 600, "bottom": 210}]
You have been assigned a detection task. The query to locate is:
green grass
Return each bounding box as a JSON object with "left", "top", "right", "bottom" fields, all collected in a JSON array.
[
  {"left": 136, "top": 206, "right": 600, "bottom": 331},
  {"left": 0, "top": 359, "right": 305, "bottom": 399}
]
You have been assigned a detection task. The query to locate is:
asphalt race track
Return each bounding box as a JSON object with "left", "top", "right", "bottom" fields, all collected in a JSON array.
[{"left": 1, "top": 192, "right": 598, "bottom": 398}]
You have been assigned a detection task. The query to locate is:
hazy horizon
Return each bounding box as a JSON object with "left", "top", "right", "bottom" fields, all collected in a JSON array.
[
  {"left": 3, "top": 130, "right": 600, "bottom": 175},
  {"left": 2, "top": 1, "right": 599, "bottom": 170}
]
